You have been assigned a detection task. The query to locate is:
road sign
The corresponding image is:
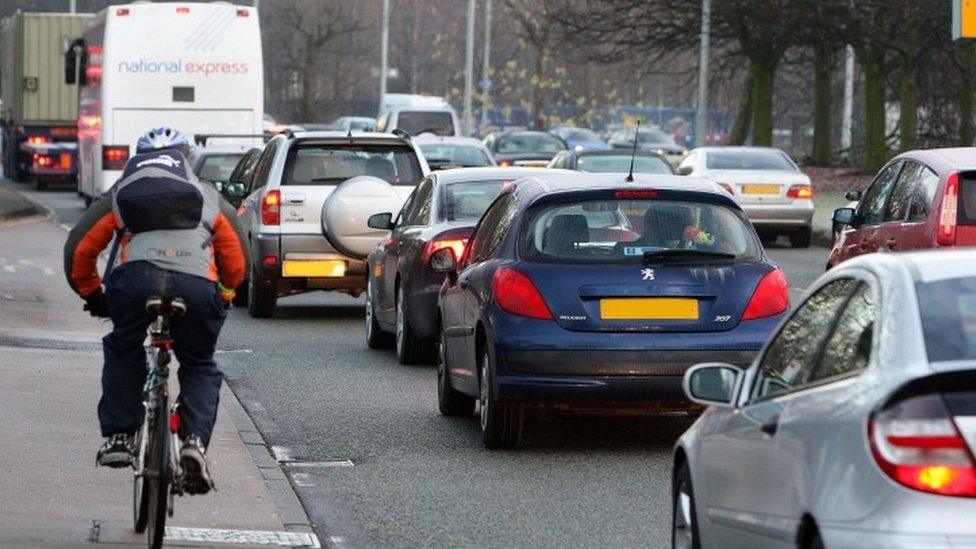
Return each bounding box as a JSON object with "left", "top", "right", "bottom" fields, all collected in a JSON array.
[{"left": 953, "top": 0, "right": 976, "bottom": 40}]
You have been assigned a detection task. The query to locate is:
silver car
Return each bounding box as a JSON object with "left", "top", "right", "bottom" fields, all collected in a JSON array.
[{"left": 673, "top": 249, "right": 976, "bottom": 548}]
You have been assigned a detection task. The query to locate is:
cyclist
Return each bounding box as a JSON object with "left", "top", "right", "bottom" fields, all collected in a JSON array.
[{"left": 64, "top": 127, "right": 248, "bottom": 494}]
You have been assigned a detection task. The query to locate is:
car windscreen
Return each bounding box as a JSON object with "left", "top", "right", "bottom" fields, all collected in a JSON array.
[
  {"left": 706, "top": 150, "right": 796, "bottom": 171},
  {"left": 397, "top": 111, "right": 455, "bottom": 136},
  {"left": 577, "top": 154, "right": 672, "bottom": 174},
  {"left": 419, "top": 143, "right": 492, "bottom": 167},
  {"left": 636, "top": 129, "right": 676, "bottom": 145},
  {"left": 563, "top": 128, "right": 601, "bottom": 142},
  {"left": 497, "top": 133, "right": 565, "bottom": 154},
  {"left": 520, "top": 198, "right": 759, "bottom": 264},
  {"left": 917, "top": 277, "right": 976, "bottom": 361},
  {"left": 197, "top": 154, "right": 244, "bottom": 183},
  {"left": 281, "top": 144, "right": 423, "bottom": 186},
  {"left": 440, "top": 179, "right": 508, "bottom": 222}
]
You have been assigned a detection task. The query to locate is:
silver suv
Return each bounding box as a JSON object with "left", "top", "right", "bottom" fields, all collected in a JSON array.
[{"left": 237, "top": 130, "right": 429, "bottom": 317}]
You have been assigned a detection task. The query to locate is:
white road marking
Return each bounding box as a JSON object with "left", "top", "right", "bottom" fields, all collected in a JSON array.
[
  {"left": 3, "top": 265, "right": 14, "bottom": 273},
  {"left": 59, "top": 223, "right": 73, "bottom": 232},
  {"left": 271, "top": 445, "right": 294, "bottom": 462},
  {"left": 291, "top": 472, "right": 315, "bottom": 487},
  {"left": 214, "top": 348, "right": 253, "bottom": 355},
  {"left": 42, "top": 267, "right": 54, "bottom": 275},
  {"left": 164, "top": 527, "right": 320, "bottom": 547},
  {"left": 286, "top": 460, "right": 354, "bottom": 468},
  {"left": 17, "top": 259, "right": 30, "bottom": 265}
]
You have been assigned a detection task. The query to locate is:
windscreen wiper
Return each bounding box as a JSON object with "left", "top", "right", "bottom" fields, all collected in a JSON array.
[{"left": 642, "top": 249, "right": 736, "bottom": 264}]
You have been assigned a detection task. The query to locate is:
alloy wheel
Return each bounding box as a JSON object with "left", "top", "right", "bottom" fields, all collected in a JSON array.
[
  {"left": 479, "top": 351, "right": 490, "bottom": 432},
  {"left": 395, "top": 290, "right": 405, "bottom": 356},
  {"left": 365, "top": 278, "right": 375, "bottom": 340}
]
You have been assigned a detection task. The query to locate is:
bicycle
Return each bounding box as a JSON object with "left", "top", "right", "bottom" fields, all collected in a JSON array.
[{"left": 132, "top": 295, "right": 192, "bottom": 549}]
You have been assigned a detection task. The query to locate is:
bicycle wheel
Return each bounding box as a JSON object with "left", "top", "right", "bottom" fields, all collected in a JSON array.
[
  {"left": 145, "top": 393, "right": 170, "bottom": 549},
  {"left": 133, "top": 421, "right": 149, "bottom": 533}
]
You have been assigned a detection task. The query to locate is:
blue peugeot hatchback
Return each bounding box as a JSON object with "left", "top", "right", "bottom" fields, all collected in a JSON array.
[{"left": 430, "top": 172, "right": 790, "bottom": 448}]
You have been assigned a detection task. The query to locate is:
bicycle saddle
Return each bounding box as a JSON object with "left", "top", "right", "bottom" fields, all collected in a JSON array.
[{"left": 144, "top": 295, "right": 188, "bottom": 317}]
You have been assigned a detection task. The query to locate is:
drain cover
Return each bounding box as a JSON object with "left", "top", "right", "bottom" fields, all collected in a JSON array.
[{"left": 164, "top": 527, "right": 319, "bottom": 547}]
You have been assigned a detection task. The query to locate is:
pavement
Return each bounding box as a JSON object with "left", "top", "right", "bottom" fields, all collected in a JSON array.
[
  {"left": 0, "top": 184, "right": 39, "bottom": 220},
  {"left": 0, "top": 189, "right": 319, "bottom": 547}
]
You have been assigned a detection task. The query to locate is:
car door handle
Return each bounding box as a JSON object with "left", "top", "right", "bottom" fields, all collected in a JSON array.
[{"left": 760, "top": 415, "right": 779, "bottom": 436}]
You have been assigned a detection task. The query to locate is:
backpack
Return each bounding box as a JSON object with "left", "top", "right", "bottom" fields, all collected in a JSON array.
[{"left": 113, "top": 150, "right": 204, "bottom": 234}]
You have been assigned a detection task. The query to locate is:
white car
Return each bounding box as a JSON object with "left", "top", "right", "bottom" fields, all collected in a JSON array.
[
  {"left": 413, "top": 134, "right": 495, "bottom": 170},
  {"left": 377, "top": 93, "right": 461, "bottom": 137},
  {"left": 676, "top": 147, "right": 815, "bottom": 247},
  {"left": 236, "top": 130, "right": 429, "bottom": 317}
]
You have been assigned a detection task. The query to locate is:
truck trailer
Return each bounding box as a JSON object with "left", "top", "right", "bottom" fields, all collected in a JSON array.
[{"left": 1, "top": 12, "right": 90, "bottom": 189}]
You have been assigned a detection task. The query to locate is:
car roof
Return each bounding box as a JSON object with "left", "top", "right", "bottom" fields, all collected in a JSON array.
[
  {"left": 432, "top": 167, "right": 567, "bottom": 185},
  {"left": 515, "top": 171, "right": 725, "bottom": 196},
  {"left": 835, "top": 248, "right": 976, "bottom": 284},
  {"left": 576, "top": 149, "right": 664, "bottom": 158},
  {"left": 692, "top": 146, "right": 787, "bottom": 154},
  {"left": 899, "top": 147, "right": 976, "bottom": 170},
  {"left": 192, "top": 145, "right": 249, "bottom": 154},
  {"left": 496, "top": 130, "right": 556, "bottom": 137},
  {"left": 288, "top": 131, "right": 409, "bottom": 144},
  {"left": 412, "top": 135, "right": 485, "bottom": 147}
]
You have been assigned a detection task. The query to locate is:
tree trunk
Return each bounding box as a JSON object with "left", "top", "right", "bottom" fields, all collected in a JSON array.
[
  {"left": 531, "top": 48, "right": 547, "bottom": 130},
  {"left": 750, "top": 55, "right": 777, "bottom": 147},
  {"left": 810, "top": 44, "right": 835, "bottom": 165},
  {"left": 962, "top": 44, "right": 975, "bottom": 146},
  {"left": 730, "top": 66, "right": 754, "bottom": 146},
  {"left": 861, "top": 49, "right": 888, "bottom": 172},
  {"left": 899, "top": 58, "right": 918, "bottom": 151}
]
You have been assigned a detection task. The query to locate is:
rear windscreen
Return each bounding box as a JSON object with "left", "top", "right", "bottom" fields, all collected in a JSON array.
[
  {"left": 197, "top": 154, "right": 243, "bottom": 183},
  {"left": 282, "top": 144, "right": 423, "bottom": 186},
  {"left": 397, "top": 112, "right": 454, "bottom": 136},
  {"left": 419, "top": 143, "right": 492, "bottom": 167},
  {"left": 917, "top": 277, "right": 976, "bottom": 361},
  {"left": 520, "top": 198, "right": 760, "bottom": 264},
  {"left": 706, "top": 150, "right": 796, "bottom": 171},
  {"left": 577, "top": 154, "right": 672, "bottom": 174},
  {"left": 958, "top": 176, "right": 976, "bottom": 225},
  {"left": 440, "top": 180, "right": 507, "bottom": 221}
]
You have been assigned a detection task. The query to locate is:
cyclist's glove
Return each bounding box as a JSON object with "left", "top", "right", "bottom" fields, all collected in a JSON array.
[
  {"left": 218, "top": 283, "right": 235, "bottom": 310},
  {"left": 83, "top": 290, "right": 110, "bottom": 318}
]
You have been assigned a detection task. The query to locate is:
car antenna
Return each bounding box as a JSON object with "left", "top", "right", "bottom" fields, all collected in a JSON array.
[{"left": 626, "top": 119, "right": 640, "bottom": 183}]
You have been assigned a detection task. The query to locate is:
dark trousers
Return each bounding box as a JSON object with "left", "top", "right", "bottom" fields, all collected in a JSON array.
[{"left": 100, "top": 261, "right": 226, "bottom": 446}]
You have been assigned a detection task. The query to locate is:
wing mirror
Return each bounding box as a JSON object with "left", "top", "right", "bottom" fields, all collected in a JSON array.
[
  {"left": 832, "top": 207, "right": 855, "bottom": 226},
  {"left": 429, "top": 247, "right": 458, "bottom": 275},
  {"left": 845, "top": 189, "right": 862, "bottom": 202},
  {"left": 683, "top": 363, "right": 743, "bottom": 408},
  {"left": 224, "top": 182, "right": 246, "bottom": 198},
  {"left": 367, "top": 212, "right": 394, "bottom": 230},
  {"left": 676, "top": 165, "right": 693, "bottom": 176}
]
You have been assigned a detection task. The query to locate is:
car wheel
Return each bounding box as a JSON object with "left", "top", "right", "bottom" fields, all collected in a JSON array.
[
  {"left": 247, "top": 272, "right": 276, "bottom": 318},
  {"left": 790, "top": 227, "right": 812, "bottom": 248},
  {"left": 759, "top": 232, "right": 777, "bottom": 246},
  {"left": 395, "top": 286, "right": 436, "bottom": 365},
  {"left": 438, "top": 327, "right": 475, "bottom": 416},
  {"left": 36, "top": 179, "right": 47, "bottom": 191},
  {"left": 478, "top": 347, "right": 522, "bottom": 449},
  {"left": 672, "top": 462, "right": 701, "bottom": 549},
  {"left": 233, "top": 278, "right": 249, "bottom": 306},
  {"left": 365, "top": 276, "right": 394, "bottom": 349}
]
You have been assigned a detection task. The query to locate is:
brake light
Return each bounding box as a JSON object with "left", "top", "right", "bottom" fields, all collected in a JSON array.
[
  {"left": 262, "top": 255, "right": 278, "bottom": 267},
  {"left": 870, "top": 394, "right": 976, "bottom": 497},
  {"left": 261, "top": 189, "right": 280, "bottom": 225},
  {"left": 423, "top": 238, "right": 467, "bottom": 265},
  {"left": 32, "top": 153, "right": 54, "bottom": 168},
  {"left": 498, "top": 160, "right": 512, "bottom": 167},
  {"left": 176, "top": 6, "right": 190, "bottom": 14},
  {"left": 491, "top": 267, "right": 552, "bottom": 320},
  {"left": 614, "top": 189, "right": 658, "bottom": 199},
  {"left": 787, "top": 185, "right": 813, "bottom": 199},
  {"left": 938, "top": 172, "right": 959, "bottom": 246},
  {"left": 26, "top": 135, "right": 48, "bottom": 145},
  {"left": 116, "top": 7, "right": 129, "bottom": 16},
  {"left": 237, "top": 8, "right": 250, "bottom": 17},
  {"left": 741, "top": 268, "right": 789, "bottom": 320},
  {"left": 102, "top": 145, "right": 129, "bottom": 170}
]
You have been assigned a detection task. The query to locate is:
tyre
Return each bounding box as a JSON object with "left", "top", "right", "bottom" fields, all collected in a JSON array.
[
  {"left": 247, "top": 274, "right": 277, "bottom": 318},
  {"left": 132, "top": 424, "right": 149, "bottom": 533},
  {"left": 790, "top": 227, "right": 812, "bottom": 248},
  {"left": 365, "top": 276, "right": 394, "bottom": 349},
  {"left": 395, "top": 286, "right": 436, "bottom": 365},
  {"left": 672, "top": 462, "right": 701, "bottom": 549},
  {"left": 35, "top": 179, "right": 47, "bottom": 191},
  {"left": 145, "top": 395, "right": 170, "bottom": 549},
  {"left": 759, "top": 232, "right": 777, "bottom": 246},
  {"left": 438, "top": 328, "right": 475, "bottom": 416},
  {"left": 808, "top": 530, "right": 825, "bottom": 549},
  {"left": 478, "top": 347, "right": 522, "bottom": 449},
  {"left": 232, "top": 278, "right": 248, "bottom": 307}
]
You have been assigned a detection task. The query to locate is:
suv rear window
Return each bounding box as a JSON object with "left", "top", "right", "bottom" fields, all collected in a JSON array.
[
  {"left": 520, "top": 198, "right": 759, "bottom": 264},
  {"left": 397, "top": 111, "right": 455, "bottom": 136},
  {"left": 917, "top": 277, "right": 976, "bottom": 361},
  {"left": 282, "top": 143, "right": 423, "bottom": 186}
]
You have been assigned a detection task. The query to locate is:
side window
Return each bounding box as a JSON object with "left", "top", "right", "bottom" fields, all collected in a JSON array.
[
  {"left": 885, "top": 161, "right": 921, "bottom": 222},
  {"left": 251, "top": 141, "right": 279, "bottom": 191},
  {"left": 908, "top": 166, "right": 939, "bottom": 222},
  {"left": 810, "top": 282, "right": 875, "bottom": 382},
  {"left": 750, "top": 278, "right": 857, "bottom": 402},
  {"left": 856, "top": 161, "right": 901, "bottom": 226},
  {"left": 395, "top": 189, "right": 417, "bottom": 227},
  {"left": 403, "top": 178, "right": 434, "bottom": 226},
  {"left": 466, "top": 194, "right": 516, "bottom": 263}
]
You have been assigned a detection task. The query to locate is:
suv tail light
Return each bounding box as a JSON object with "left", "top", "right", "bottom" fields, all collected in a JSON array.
[
  {"left": 423, "top": 230, "right": 468, "bottom": 265},
  {"left": 741, "top": 268, "right": 789, "bottom": 320},
  {"left": 32, "top": 153, "right": 54, "bottom": 168},
  {"left": 261, "top": 189, "right": 280, "bottom": 225},
  {"left": 870, "top": 393, "right": 976, "bottom": 497},
  {"left": 102, "top": 145, "right": 129, "bottom": 170},
  {"left": 491, "top": 267, "right": 552, "bottom": 320},
  {"left": 787, "top": 184, "right": 813, "bottom": 199},
  {"left": 938, "top": 172, "right": 959, "bottom": 246}
]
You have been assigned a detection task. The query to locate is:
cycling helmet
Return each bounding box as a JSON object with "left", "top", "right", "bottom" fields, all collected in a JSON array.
[{"left": 136, "top": 126, "right": 190, "bottom": 157}]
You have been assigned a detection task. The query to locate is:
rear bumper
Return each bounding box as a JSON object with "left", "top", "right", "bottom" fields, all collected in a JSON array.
[
  {"left": 253, "top": 233, "right": 367, "bottom": 294},
  {"left": 741, "top": 202, "right": 814, "bottom": 230}
]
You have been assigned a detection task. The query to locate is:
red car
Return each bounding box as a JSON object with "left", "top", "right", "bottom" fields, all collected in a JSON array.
[{"left": 828, "top": 148, "right": 976, "bottom": 269}]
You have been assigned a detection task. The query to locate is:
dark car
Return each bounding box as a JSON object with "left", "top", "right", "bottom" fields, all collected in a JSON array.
[
  {"left": 608, "top": 127, "right": 688, "bottom": 165},
  {"left": 548, "top": 149, "right": 674, "bottom": 175},
  {"left": 827, "top": 148, "right": 976, "bottom": 270},
  {"left": 364, "top": 167, "right": 560, "bottom": 364},
  {"left": 431, "top": 172, "right": 790, "bottom": 448},
  {"left": 484, "top": 131, "right": 567, "bottom": 167}
]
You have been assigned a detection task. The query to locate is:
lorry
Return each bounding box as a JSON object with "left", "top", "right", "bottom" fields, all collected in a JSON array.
[
  {"left": 64, "top": 2, "right": 264, "bottom": 206},
  {"left": 1, "top": 12, "right": 91, "bottom": 189}
]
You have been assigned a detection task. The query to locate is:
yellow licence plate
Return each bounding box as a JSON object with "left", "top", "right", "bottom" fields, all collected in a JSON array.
[
  {"left": 742, "top": 184, "right": 781, "bottom": 195},
  {"left": 282, "top": 260, "right": 346, "bottom": 278},
  {"left": 599, "top": 298, "right": 699, "bottom": 320}
]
